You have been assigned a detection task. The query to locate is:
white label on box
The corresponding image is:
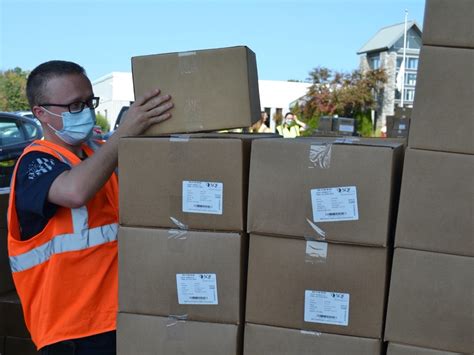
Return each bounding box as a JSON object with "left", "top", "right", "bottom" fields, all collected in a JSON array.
[
  {"left": 311, "top": 186, "right": 359, "bottom": 222},
  {"left": 338, "top": 124, "right": 354, "bottom": 133},
  {"left": 176, "top": 273, "right": 218, "bottom": 305},
  {"left": 399, "top": 124, "right": 406, "bottom": 130},
  {"left": 182, "top": 181, "right": 223, "bottom": 215},
  {"left": 304, "top": 290, "right": 350, "bottom": 326}
]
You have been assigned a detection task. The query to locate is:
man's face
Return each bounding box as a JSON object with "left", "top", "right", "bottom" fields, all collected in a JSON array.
[{"left": 35, "top": 73, "right": 94, "bottom": 131}]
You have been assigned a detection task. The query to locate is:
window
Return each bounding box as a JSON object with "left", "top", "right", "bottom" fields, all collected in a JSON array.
[
  {"left": 404, "top": 89, "right": 415, "bottom": 102},
  {"left": 0, "top": 120, "right": 24, "bottom": 146},
  {"left": 369, "top": 55, "right": 380, "bottom": 70},
  {"left": 24, "top": 122, "right": 40, "bottom": 139},
  {"left": 406, "top": 73, "right": 417, "bottom": 86},
  {"left": 407, "top": 57, "right": 418, "bottom": 69}
]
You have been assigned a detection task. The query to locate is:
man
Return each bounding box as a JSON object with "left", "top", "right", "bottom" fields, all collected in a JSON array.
[
  {"left": 7, "top": 60, "right": 173, "bottom": 354},
  {"left": 276, "top": 112, "right": 306, "bottom": 138}
]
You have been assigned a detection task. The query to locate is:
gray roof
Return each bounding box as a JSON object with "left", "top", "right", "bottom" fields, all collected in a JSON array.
[{"left": 357, "top": 21, "right": 421, "bottom": 54}]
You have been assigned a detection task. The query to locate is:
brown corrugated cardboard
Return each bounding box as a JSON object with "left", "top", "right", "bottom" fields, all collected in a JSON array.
[
  {"left": 387, "top": 342, "right": 465, "bottom": 355},
  {"left": 332, "top": 117, "right": 355, "bottom": 136},
  {"left": 317, "top": 117, "right": 333, "bottom": 132},
  {"left": 117, "top": 313, "right": 241, "bottom": 355},
  {"left": 119, "top": 137, "right": 250, "bottom": 231},
  {"left": 409, "top": 46, "right": 474, "bottom": 154},
  {"left": 394, "top": 107, "right": 412, "bottom": 118},
  {"left": 132, "top": 46, "right": 260, "bottom": 135},
  {"left": 0, "top": 229, "right": 14, "bottom": 295},
  {"left": 0, "top": 291, "right": 30, "bottom": 338},
  {"left": 4, "top": 337, "right": 38, "bottom": 354},
  {"left": 385, "top": 248, "right": 474, "bottom": 353},
  {"left": 422, "top": 0, "right": 474, "bottom": 49},
  {"left": 246, "top": 234, "right": 390, "bottom": 339},
  {"left": 119, "top": 227, "right": 246, "bottom": 324},
  {"left": 244, "top": 323, "right": 382, "bottom": 355},
  {"left": 395, "top": 148, "right": 473, "bottom": 256},
  {"left": 247, "top": 138, "right": 404, "bottom": 246}
]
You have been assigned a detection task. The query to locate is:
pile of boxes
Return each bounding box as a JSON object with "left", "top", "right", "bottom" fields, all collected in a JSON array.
[
  {"left": 116, "top": 46, "right": 265, "bottom": 354},
  {"left": 386, "top": 107, "right": 411, "bottom": 139},
  {"left": 384, "top": 0, "right": 473, "bottom": 354},
  {"left": 0, "top": 191, "right": 38, "bottom": 355},
  {"left": 317, "top": 116, "right": 355, "bottom": 136},
  {"left": 244, "top": 138, "right": 404, "bottom": 354}
]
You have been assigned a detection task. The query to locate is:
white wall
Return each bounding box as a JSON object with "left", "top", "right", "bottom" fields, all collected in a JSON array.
[{"left": 92, "top": 73, "right": 311, "bottom": 131}]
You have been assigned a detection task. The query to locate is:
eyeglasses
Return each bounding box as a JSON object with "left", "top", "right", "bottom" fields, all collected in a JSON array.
[{"left": 40, "top": 96, "right": 100, "bottom": 114}]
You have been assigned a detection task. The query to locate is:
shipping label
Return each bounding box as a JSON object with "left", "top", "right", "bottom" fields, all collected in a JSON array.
[
  {"left": 176, "top": 273, "right": 218, "bottom": 305},
  {"left": 182, "top": 181, "right": 223, "bottom": 215},
  {"left": 304, "top": 290, "right": 350, "bottom": 326},
  {"left": 311, "top": 186, "right": 359, "bottom": 222}
]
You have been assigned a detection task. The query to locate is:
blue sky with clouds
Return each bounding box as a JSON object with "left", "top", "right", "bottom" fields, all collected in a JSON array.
[{"left": 1, "top": 0, "right": 425, "bottom": 82}]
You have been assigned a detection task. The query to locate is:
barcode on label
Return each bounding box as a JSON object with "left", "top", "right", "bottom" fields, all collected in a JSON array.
[
  {"left": 318, "top": 315, "right": 336, "bottom": 319},
  {"left": 326, "top": 212, "right": 346, "bottom": 216},
  {"left": 194, "top": 204, "right": 211, "bottom": 208},
  {"left": 190, "top": 297, "right": 208, "bottom": 299}
]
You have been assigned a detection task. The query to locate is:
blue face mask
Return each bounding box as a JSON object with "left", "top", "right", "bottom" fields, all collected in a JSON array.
[{"left": 43, "top": 107, "right": 96, "bottom": 145}]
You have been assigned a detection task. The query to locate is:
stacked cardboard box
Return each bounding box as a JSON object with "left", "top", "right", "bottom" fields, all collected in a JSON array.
[
  {"left": 384, "top": 1, "right": 474, "bottom": 353},
  {"left": 117, "top": 132, "right": 273, "bottom": 354},
  {"left": 245, "top": 137, "right": 404, "bottom": 354}
]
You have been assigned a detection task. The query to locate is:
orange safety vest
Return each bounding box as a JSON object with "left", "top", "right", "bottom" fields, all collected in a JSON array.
[{"left": 7, "top": 139, "right": 119, "bottom": 350}]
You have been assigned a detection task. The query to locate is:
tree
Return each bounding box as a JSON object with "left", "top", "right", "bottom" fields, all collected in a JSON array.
[
  {"left": 294, "top": 67, "right": 387, "bottom": 136},
  {"left": 95, "top": 113, "right": 110, "bottom": 133},
  {"left": 0, "top": 67, "right": 30, "bottom": 111}
]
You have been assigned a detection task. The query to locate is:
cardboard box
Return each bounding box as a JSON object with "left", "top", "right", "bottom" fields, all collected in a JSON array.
[
  {"left": 387, "top": 342, "right": 465, "bottom": 355},
  {"left": 317, "top": 116, "right": 333, "bottom": 132},
  {"left": 119, "top": 227, "right": 246, "bottom": 324},
  {"left": 394, "top": 107, "right": 412, "bottom": 119},
  {"left": 119, "top": 136, "right": 251, "bottom": 231},
  {"left": 247, "top": 138, "right": 404, "bottom": 246},
  {"left": 332, "top": 117, "right": 355, "bottom": 135},
  {"left": 4, "top": 337, "right": 38, "bottom": 354},
  {"left": 117, "top": 312, "right": 241, "bottom": 355},
  {"left": 385, "top": 248, "right": 473, "bottom": 353},
  {"left": 423, "top": 0, "right": 474, "bottom": 49},
  {"left": 395, "top": 149, "right": 473, "bottom": 256},
  {"left": 409, "top": 46, "right": 474, "bottom": 154},
  {"left": 246, "top": 234, "right": 390, "bottom": 339},
  {"left": 386, "top": 116, "right": 410, "bottom": 132},
  {"left": 0, "top": 291, "right": 30, "bottom": 338},
  {"left": 0, "top": 335, "right": 4, "bottom": 355},
  {"left": 132, "top": 46, "right": 260, "bottom": 135},
  {"left": 0, "top": 229, "right": 14, "bottom": 295},
  {"left": 244, "top": 323, "right": 382, "bottom": 355}
]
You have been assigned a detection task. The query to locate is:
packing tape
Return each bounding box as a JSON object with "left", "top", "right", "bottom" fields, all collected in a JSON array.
[
  {"left": 183, "top": 98, "right": 202, "bottom": 125},
  {"left": 334, "top": 137, "right": 360, "bottom": 144},
  {"left": 178, "top": 51, "right": 197, "bottom": 75},
  {"left": 308, "top": 144, "right": 332, "bottom": 169},
  {"left": 304, "top": 237, "right": 328, "bottom": 264},
  {"left": 170, "top": 134, "right": 190, "bottom": 142},
  {"left": 166, "top": 314, "right": 188, "bottom": 344},
  {"left": 167, "top": 217, "right": 189, "bottom": 253},
  {"left": 306, "top": 218, "right": 326, "bottom": 240}
]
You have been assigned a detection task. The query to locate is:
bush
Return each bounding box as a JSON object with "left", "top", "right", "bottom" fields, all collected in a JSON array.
[{"left": 95, "top": 113, "right": 110, "bottom": 132}]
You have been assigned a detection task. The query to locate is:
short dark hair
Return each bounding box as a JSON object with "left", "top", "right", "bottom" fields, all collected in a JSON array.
[
  {"left": 26, "top": 60, "right": 86, "bottom": 109},
  {"left": 284, "top": 112, "right": 294, "bottom": 119}
]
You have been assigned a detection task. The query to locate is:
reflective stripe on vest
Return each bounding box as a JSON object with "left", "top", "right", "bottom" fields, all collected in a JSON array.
[{"left": 9, "top": 205, "right": 118, "bottom": 273}]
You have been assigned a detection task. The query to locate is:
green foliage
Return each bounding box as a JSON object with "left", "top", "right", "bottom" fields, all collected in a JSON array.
[
  {"left": 0, "top": 67, "right": 30, "bottom": 111},
  {"left": 294, "top": 67, "right": 387, "bottom": 136},
  {"left": 95, "top": 113, "right": 110, "bottom": 132}
]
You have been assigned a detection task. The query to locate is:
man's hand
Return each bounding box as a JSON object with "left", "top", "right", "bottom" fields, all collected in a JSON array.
[{"left": 116, "top": 89, "right": 174, "bottom": 137}]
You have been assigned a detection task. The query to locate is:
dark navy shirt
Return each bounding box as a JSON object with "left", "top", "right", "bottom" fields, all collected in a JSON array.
[{"left": 15, "top": 151, "right": 71, "bottom": 240}]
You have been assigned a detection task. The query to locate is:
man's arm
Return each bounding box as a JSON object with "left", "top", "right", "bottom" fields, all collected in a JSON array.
[{"left": 48, "top": 89, "right": 173, "bottom": 208}]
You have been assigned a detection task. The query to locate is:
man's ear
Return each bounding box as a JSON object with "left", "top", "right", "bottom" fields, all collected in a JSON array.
[{"left": 32, "top": 106, "right": 49, "bottom": 124}]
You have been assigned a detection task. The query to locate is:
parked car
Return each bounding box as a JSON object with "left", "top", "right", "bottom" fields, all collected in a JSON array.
[
  {"left": 0, "top": 112, "right": 43, "bottom": 188},
  {"left": 103, "top": 105, "right": 130, "bottom": 140}
]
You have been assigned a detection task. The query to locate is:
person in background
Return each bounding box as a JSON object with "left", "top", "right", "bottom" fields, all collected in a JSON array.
[
  {"left": 7, "top": 60, "right": 173, "bottom": 354},
  {"left": 251, "top": 111, "right": 272, "bottom": 133},
  {"left": 276, "top": 112, "right": 307, "bottom": 138}
]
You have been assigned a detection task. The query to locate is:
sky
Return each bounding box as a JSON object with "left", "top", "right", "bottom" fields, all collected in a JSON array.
[{"left": 1, "top": 0, "right": 425, "bottom": 83}]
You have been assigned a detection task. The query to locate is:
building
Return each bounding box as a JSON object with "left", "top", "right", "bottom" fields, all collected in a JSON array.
[
  {"left": 92, "top": 72, "right": 310, "bottom": 131},
  {"left": 358, "top": 21, "right": 422, "bottom": 130}
]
